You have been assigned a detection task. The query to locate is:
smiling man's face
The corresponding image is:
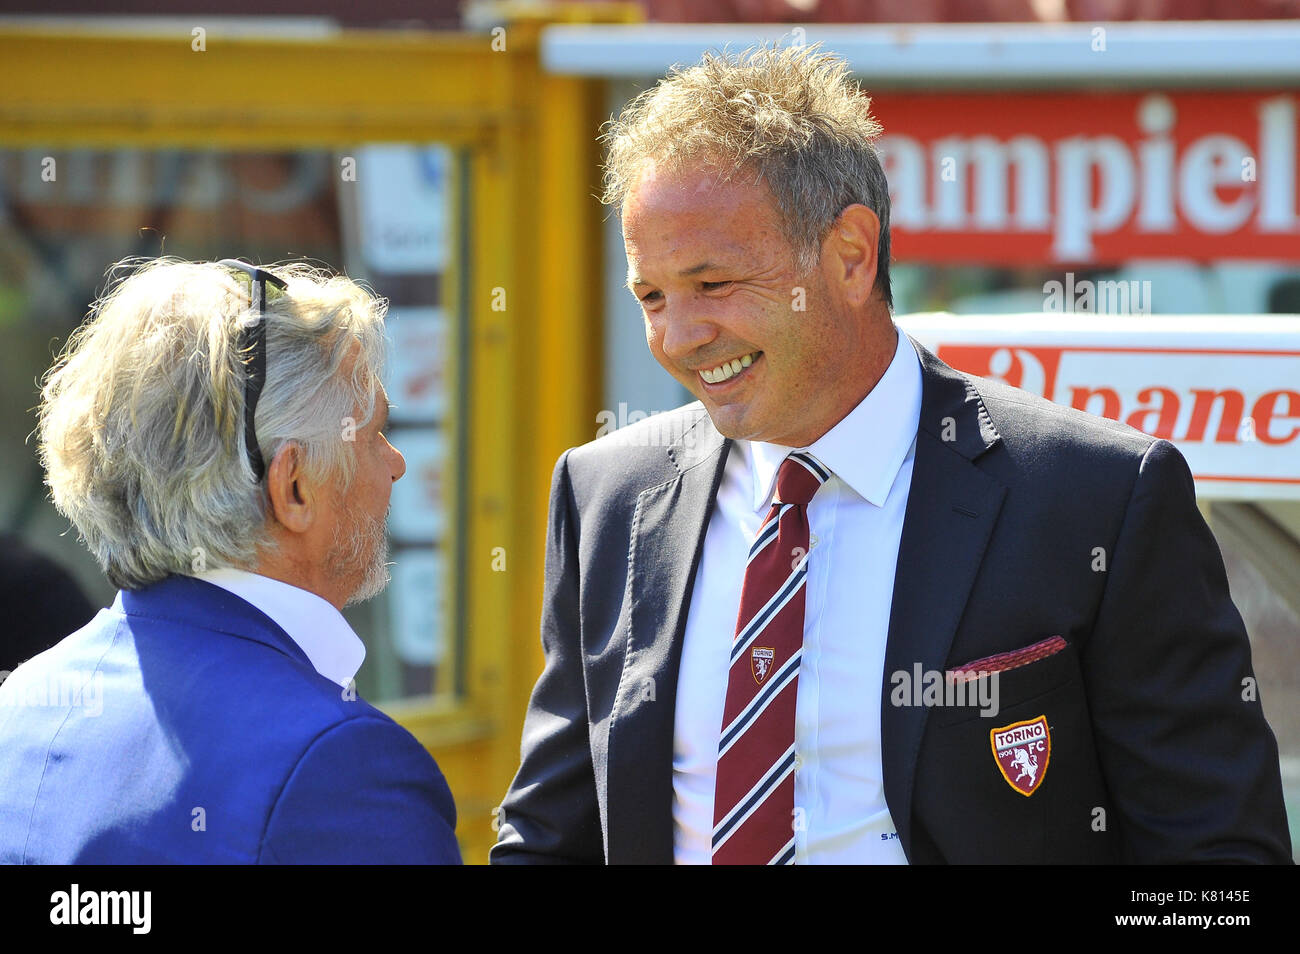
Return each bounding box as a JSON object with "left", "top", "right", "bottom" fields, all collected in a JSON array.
[{"left": 623, "top": 161, "right": 882, "bottom": 448}]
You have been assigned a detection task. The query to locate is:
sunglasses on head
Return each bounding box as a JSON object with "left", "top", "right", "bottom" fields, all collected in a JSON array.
[{"left": 217, "top": 259, "right": 287, "bottom": 483}]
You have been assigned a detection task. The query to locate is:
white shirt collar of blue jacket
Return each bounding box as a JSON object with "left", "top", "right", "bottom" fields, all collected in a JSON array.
[{"left": 191, "top": 567, "right": 366, "bottom": 688}]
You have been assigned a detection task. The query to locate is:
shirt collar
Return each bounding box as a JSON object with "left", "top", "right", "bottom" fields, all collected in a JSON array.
[
  {"left": 192, "top": 567, "right": 366, "bottom": 688},
  {"left": 745, "top": 326, "right": 923, "bottom": 510}
]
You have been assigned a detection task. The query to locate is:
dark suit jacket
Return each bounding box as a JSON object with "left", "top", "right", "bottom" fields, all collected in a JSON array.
[
  {"left": 492, "top": 334, "right": 1291, "bottom": 864},
  {"left": 0, "top": 575, "right": 461, "bottom": 864}
]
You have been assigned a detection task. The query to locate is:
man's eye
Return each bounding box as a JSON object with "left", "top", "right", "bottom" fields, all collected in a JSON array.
[
  {"left": 702, "top": 281, "right": 733, "bottom": 291},
  {"left": 639, "top": 290, "right": 662, "bottom": 304}
]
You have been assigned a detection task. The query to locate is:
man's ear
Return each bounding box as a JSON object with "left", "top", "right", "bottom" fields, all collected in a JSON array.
[
  {"left": 823, "top": 203, "right": 880, "bottom": 308},
  {"left": 265, "top": 441, "right": 315, "bottom": 535}
]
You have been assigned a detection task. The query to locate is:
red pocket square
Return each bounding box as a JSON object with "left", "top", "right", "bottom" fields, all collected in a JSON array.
[{"left": 947, "top": 635, "right": 1068, "bottom": 683}]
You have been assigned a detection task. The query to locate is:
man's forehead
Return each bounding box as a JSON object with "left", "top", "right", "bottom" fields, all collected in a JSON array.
[
  {"left": 624, "top": 218, "right": 756, "bottom": 273},
  {"left": 625, "top": 161, "right": 767, "bottom": 210},
  {"left": 624, "top": 170, "right": 775, "bottom": 243},
  {"left": 623, "top": 194, "right": 782, "bottom": 282}
]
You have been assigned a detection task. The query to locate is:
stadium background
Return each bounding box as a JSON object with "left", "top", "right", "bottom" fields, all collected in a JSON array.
[{"left": 0, "top": 0, "right": 1296, "bottom": 863}]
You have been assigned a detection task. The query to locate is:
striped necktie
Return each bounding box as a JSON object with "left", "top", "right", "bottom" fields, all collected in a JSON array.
[{"left": 711, "top": 451, "right": 830, "bottom": 865}]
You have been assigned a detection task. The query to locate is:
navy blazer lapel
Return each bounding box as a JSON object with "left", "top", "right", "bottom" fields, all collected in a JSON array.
[
  {"left": 882, "top": 336, "right": 1007, "bottom": 861},
  {"left": 605, "top": 409, "right": 729, "bottom": 864}
]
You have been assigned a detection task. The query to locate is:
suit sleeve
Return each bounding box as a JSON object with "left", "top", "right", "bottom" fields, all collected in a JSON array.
[
  {"left": 491, "top": 450, "right": 605, "bottom": 864},
  {"left": 260, "top": 716, "right": 462, "bottom": 864},
  {"left": 1084, "top": 438, "right": 1292, "bottom": 863}
]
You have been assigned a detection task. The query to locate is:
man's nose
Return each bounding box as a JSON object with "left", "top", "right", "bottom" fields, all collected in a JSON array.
[
  {"left": 390, "top": 444, "right": 407, "bottom": 482},
  {"left": 657, "top": 303, "right": 718, "bottom": 363}
]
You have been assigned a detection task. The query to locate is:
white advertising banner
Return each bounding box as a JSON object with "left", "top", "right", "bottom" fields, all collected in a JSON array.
[
  {"left": 386, "top": 307, "right": 448, "bottom": 423},
  {"left": 355, "top": 145, "right": 450, "bottom": 274},
  {"left": 386, "top": 429, "right": 445, "bottom": 542},
  {"left": 897, "top": 314, "right": 1300, "bottom": 500},
  {"left": 389, "top": 549, "right": 444, "bottom": 667}
]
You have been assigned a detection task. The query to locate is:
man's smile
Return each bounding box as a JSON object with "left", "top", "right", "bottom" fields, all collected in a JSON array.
[{"left": 698, "top": 350, "right": 763, "bottom": 388}]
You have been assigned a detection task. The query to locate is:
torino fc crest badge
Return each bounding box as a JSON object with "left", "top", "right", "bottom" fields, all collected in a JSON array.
[
  {"left": 751, "top": 647, "right": 775, "bottom": 685},
  {"left": 990, "top": 715, "right": 1051, "bottom": 796}
]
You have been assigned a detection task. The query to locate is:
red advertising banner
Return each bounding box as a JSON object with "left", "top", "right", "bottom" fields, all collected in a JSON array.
[
  {"left": 898, "top": 315, "right": 1300, "bottom": 500},
  {"left": 872, "top": 92, "right": 1300, "bottom": 265}
]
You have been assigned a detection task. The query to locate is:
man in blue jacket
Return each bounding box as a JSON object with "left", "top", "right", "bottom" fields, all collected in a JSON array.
[{"left": 0, "top": 257, "right": 460, "bottom": 864}]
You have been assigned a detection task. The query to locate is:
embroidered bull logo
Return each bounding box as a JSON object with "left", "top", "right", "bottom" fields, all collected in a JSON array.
[
  {"left": 751, "top": 647, "right": 775, "bottom": 685},
  {"left": 1009, "top": 746, "right": 1039, "bottom": 787},
  {"left": 991, "top": 715, "right": 1051, "bottom": 796}
]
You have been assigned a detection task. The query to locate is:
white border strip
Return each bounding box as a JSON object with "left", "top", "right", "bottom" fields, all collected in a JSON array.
[{"left": 541, "top": 21, "right": 1300, "bottom": 86}]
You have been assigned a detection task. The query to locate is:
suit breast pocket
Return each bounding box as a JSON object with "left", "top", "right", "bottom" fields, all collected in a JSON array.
[
  {"left": 933, "top": 635, "right": 1074, "bottom": 728},
  {"left": 913, "top": 637, "right": 1119, "bottom": 863}
]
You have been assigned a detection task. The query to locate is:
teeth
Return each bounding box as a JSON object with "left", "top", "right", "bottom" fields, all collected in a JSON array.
[{"left": 701, "top": 352, "right": 759, "bottom": 384}]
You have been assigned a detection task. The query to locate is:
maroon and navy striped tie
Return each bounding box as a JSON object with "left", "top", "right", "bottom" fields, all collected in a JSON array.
[{"left": 712, "top": 451, "right": 830, "bottom": 865}]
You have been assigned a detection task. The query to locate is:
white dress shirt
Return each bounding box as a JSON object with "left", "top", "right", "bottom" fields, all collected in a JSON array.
[
  {"left": 673, "top": 327, "right": 922, "bottom": 864},
  {"left": 192, "top": 567, "right": 366, "bottom": 689}
]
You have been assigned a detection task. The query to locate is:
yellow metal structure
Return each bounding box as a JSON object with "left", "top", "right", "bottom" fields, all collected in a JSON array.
[{"left": 0, "top": 4, "right": 637, "bottom": 863}]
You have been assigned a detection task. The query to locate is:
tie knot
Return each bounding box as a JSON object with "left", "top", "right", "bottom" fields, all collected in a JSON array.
[{"left": 773, "top": 452, "right": 829, "bottom": 506}]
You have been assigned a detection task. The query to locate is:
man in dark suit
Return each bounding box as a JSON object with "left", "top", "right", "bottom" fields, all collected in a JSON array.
[
  {"left": 492, "top": 46, "right": 1291, "bottom": 864},
  {"left": 0, "top": 258, "right": 460, "bottom": 864}
]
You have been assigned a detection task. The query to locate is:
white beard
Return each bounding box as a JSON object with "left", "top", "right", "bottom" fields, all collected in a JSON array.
[{"left": 330, "top": 505, "right": 391, "bottom": 608}]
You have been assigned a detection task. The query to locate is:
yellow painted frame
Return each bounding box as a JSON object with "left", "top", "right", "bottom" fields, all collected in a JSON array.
[{"left": 0, "top": 8, "right": 627, "bottom": 863}]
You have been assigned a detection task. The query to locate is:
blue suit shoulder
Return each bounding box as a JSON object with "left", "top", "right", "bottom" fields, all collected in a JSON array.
[{"left": 0, "top": 578, "right": 462, "bottom": 864}]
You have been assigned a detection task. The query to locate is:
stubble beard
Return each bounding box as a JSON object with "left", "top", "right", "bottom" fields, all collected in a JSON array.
[{"left": 330, "top": 504, "right": 391, "bottom": 608}]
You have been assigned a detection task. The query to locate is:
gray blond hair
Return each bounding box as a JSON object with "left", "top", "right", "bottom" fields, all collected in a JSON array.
[
  {"left": 601, "top": 43, "right": 893, "bottom": 308},
  {"left": 38, "top": 258, "right": 388, "bottom": 590}
]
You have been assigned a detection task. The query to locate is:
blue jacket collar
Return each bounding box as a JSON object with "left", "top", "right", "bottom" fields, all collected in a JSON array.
[{"left": 115, "top": 574, "right": 313, "bottom": 671}]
